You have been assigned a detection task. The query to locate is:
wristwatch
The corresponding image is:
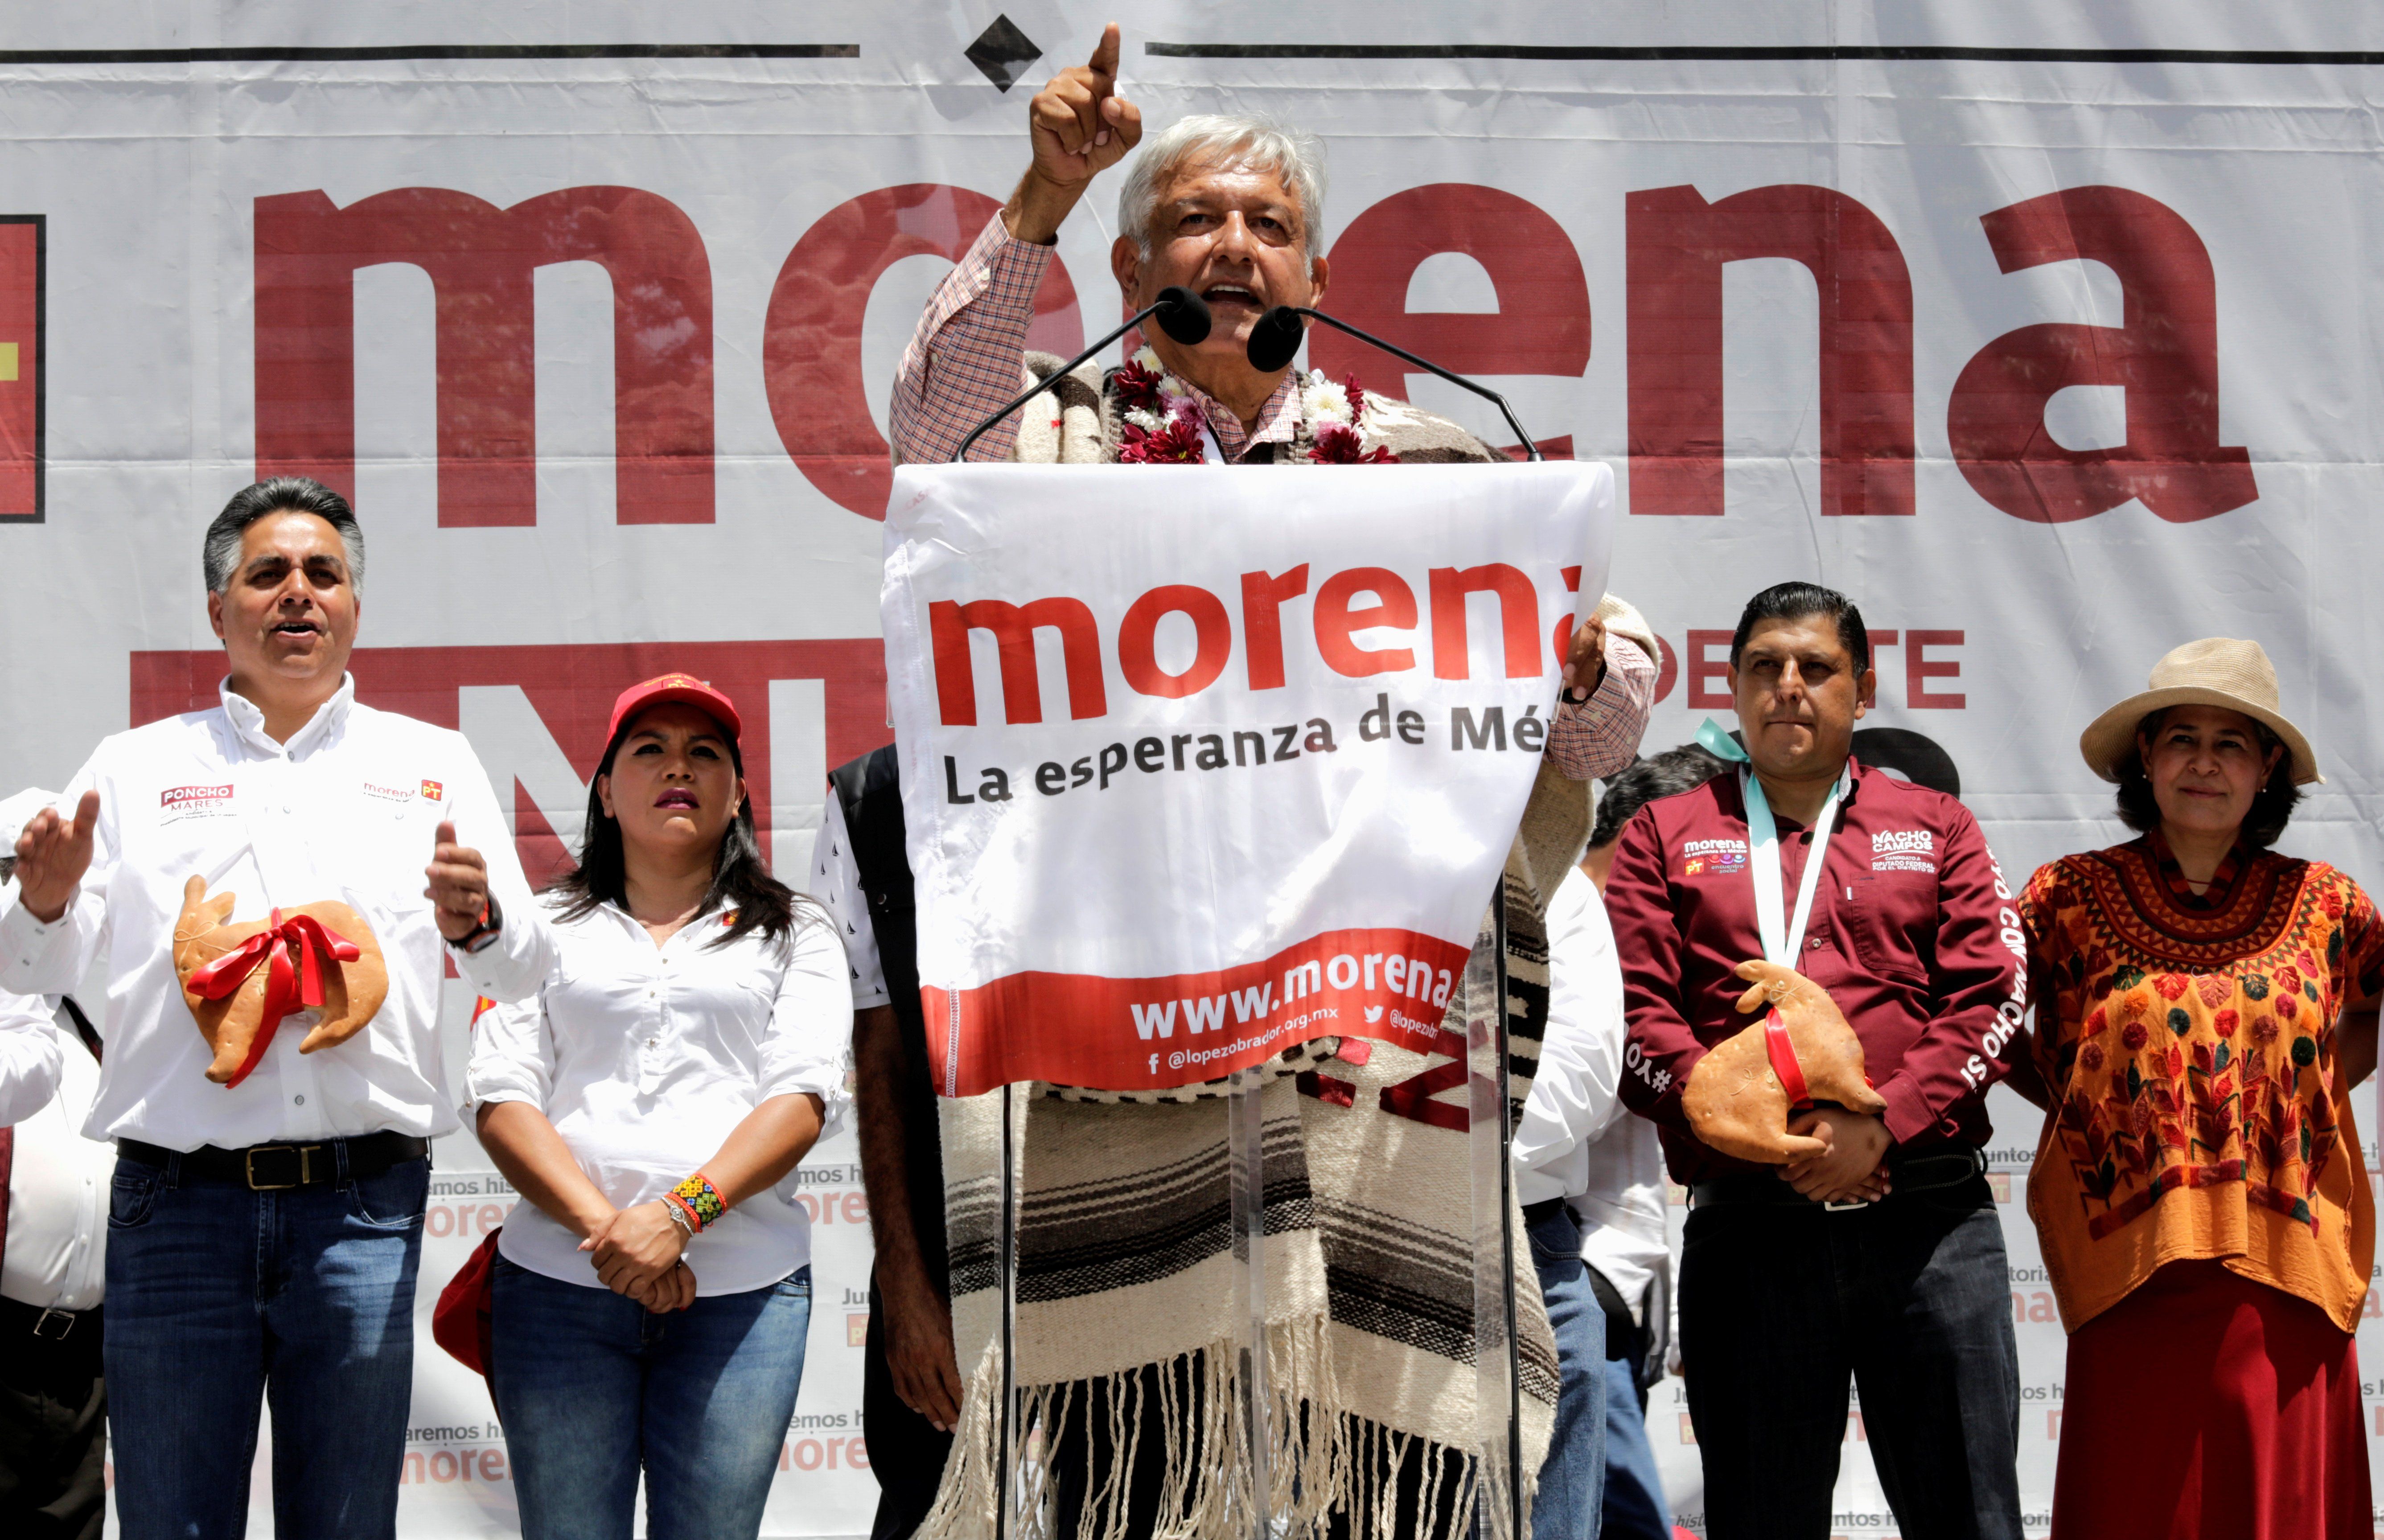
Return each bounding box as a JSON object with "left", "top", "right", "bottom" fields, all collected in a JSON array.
[{"left": 448, "top": 895, "right": 505, "bottom": 955}]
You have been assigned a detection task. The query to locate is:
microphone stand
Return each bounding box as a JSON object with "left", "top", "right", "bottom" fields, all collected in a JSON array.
[
  {"left": 952, "top": 288, "right": 1208, "bottom": 463},
  {"left": 1254, "top": 306, "right": 1545, "bottom": 462}
]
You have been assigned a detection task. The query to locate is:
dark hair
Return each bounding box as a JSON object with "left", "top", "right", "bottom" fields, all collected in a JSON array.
[
  {"left": 2113, "top": 707, "right": 2302, "bottom": 850},
  {"left": 1728, "top": 581, "right": 1869, "bottom": 674},
  {"left": 204, "top": 476, "right": 366, "bottom": 595},
  {"left": 544, "top": 713, "right": 801, "bottom": 950},
  {"left": 1590, "top": 742, "right": 1732, "bottom": 849}
]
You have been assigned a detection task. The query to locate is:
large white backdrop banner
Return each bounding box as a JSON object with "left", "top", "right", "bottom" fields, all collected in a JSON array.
[
  {"left": 3, "top": 3, "right": 2383, "bottom": 1535},
  {"left": 882, "top": 461, "right": 1611, "bottom": 1096}
]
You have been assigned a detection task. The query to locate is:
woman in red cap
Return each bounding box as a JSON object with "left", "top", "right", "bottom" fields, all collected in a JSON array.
[{"left": 465, "top": 674, "right": 852, "bottom": 1540}]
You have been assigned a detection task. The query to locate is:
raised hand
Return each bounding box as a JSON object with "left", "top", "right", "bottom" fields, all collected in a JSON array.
[
  {"left": 423, "top": 820, "right": 490, "bottom": 942},
  {"left": 1562, "top": 609, "right": 1608, "bottom": 698},
  {"left": 12, "top": 790, "right": 98, "bottom": 924},
  {"left": 1010, "top": 22, "right": 1143, "bottom": 244}
]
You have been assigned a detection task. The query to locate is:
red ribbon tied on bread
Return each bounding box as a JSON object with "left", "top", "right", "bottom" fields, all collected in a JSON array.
[
  {"left": 185, "top": 908, "right": 362, "bottom": 1088},
  {"left": 1763, "top": 1007, "right": 1810, "bottom": 1108}
]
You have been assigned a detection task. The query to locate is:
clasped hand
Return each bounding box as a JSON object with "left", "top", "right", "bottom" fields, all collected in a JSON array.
[
  {"left": 581, "top": 1201, "right": 696, "bottom": 1312},
  {"left": 1777, "top": 1108, "right": 1894, "bottom": 1204}
]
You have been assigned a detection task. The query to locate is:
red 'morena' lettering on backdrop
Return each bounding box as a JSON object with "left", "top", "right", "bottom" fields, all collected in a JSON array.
[
  {"left": 1313, "top": 183, "right": 1589, "bottom": 459},
  {"left": 128, "top": 641, "right": 887, "bottom": 875},
  {"left": 1627, "top": 184, "right": 1915, "bottom": 518},
  {"left": 765, "top": 184, "right": 1081, "bottom": 520},
  {"left": 925, "top": 927, "right": 1470, "bottom": 1097},
  {"left": 254, "top": 187, "right": 715, "bottom": 528},
  {"left": 1947, "top": 185, "right": 2256, "bottom": 524}
]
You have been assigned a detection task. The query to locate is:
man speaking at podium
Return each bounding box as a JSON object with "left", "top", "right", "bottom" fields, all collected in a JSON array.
[{"left": 882, "top": 25, "right": 1656, "bottom": 1540}]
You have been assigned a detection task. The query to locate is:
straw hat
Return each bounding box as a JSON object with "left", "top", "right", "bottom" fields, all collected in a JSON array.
[{"left": 2078, "top": 637, "right": 2320, "bottom": 786}]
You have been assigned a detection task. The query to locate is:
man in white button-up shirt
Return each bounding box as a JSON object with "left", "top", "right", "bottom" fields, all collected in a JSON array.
[
  {"left": 0, "top": 790, "right": 111, "bottom": 1540},
  {"left": 2, "top": 478, "right": 540, "bottom": 1539}
]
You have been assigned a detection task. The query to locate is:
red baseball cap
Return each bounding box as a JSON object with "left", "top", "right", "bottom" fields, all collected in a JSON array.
[{"left": 606, "top": 673, "right": 744, "bottom": 745}]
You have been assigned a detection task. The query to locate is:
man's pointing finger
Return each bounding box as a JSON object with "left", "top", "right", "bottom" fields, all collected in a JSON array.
[{"left": 1088, "top": 21, "right": 1121, "bottom": 83}]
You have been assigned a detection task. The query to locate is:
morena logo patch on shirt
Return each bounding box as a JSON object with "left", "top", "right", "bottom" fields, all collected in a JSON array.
[
  {"left": 1872, "top": 829, "right": 1936, "bottom": 873},
  {"left": 158, "top": 784, "right": 234, "bottom": 822},
  {"left": 1682, "top": 837, "right": 1749, "bottom": 876},
  {"left": 361, "top": 780, "right": 415, "bottom": 804}
]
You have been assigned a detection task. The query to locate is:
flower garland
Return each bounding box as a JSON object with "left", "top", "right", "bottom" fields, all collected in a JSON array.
[
  {"left": 1297, "top": 368, "right": 1398, "bottom": 465},
  {"left": 1112, "top": 347, "right": 1396, "bottom": 465}
]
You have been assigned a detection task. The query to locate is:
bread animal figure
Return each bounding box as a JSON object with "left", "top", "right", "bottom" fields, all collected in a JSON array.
[
  {"left": 171, "top": 875, "right": 388, "bottom": 1086},
  {"left": 1680, "top": 958, "right": 1886, "bottom": 1164}
]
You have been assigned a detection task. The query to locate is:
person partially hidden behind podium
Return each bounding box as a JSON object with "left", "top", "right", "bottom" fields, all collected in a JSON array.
[
  {"left": 885, "top": 25, "right": 1658, "bottom": 1540},
  {"left": 1, "top": 477, "right": 544, "bottom": 1539}
]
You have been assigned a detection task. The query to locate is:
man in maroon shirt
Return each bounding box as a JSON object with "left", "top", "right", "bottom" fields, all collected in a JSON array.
[{"left": 1607, "top": 582, "right": 2025, "bottom": 1540}]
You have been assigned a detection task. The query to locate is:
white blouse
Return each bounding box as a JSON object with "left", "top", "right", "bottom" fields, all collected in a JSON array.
[{"left": 466, "top": 895, "right": 853, "bottom": 1296}]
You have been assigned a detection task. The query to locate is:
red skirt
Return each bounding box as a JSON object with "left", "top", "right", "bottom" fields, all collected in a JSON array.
[{"left": 2053, "top": 1259, "right": 2369, "bottom": 1540}]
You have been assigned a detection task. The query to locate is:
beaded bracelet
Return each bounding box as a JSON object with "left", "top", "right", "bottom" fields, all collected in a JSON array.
[{"left": 665, "top": 1170, "right": 728, "bottom": 1232}]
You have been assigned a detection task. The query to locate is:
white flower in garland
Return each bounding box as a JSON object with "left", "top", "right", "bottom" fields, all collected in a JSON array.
[{"left": 1301, "top": 369, "right": 1356, "bottom": 427}]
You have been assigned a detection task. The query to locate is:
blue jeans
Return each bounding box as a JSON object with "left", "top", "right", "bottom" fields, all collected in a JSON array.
[
  {"left": 103, "top": 1150, "right": 429, "bottom": 1540},
  {"left": 1598, "top": 1351, "right": 1671, "bottom": 1540},
  {"left": 489, "top": 1257, "right": 813, "bottom": 1540},
  {"left": 1528, "top": 1204, "right": 1605, "bottom": 1540}
]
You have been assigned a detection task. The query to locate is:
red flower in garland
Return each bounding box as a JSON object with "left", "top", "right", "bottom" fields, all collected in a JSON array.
[
  {"left": 1119, "top": 408, "right": 1204, "bottom": 464},
  {"left": 1112, "top": 357, "right": 1166, "bottom": 415},
  {"left": 1310, "top": 422, "right": 1395, "bottom": 464}
]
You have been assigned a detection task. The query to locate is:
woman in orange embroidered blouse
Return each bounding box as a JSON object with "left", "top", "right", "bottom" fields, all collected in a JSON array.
[{"left": 2018, "top": 638, "right": 2382, "bottom": 1540}]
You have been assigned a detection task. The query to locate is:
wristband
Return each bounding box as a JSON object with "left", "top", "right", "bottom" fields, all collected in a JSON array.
[
  {"left": 666, "top": 1171, "right": 728, "bottom": 1232},
  {"left": 450, "top": 895, "right": 505, "bottom": 956}
]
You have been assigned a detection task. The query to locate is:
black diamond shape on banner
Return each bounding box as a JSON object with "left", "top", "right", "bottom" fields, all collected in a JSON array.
[{"left": 965, "top": 15, "right": 1042, "bottom": 92}]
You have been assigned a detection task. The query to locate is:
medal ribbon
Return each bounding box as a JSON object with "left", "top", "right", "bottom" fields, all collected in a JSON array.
[
  {"left": 1697, "top": 719, "right": 1849, "bottom": 1107},
  {"left": 186, "top": 908, "right": 363, "bottom": 1088}
]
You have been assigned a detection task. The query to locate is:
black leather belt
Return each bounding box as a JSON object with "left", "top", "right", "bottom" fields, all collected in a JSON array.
[
  {"left": 1689, "top": 1148, "right": 1988, "bottom": 1211},
  {"left": 118, "top": 1131, "right": 429, "bottom": 1191},
  {"left": 0, "top": 1294, "right": 97, "bottom": 1340},
  {"left": 1521, "top": 1197, "right": 1568, "bottom": 1227}
]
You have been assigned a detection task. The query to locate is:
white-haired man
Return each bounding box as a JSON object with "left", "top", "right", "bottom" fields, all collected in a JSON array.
[{"left": 881, "top": 26, "right": 1657, "bottom": 1540}]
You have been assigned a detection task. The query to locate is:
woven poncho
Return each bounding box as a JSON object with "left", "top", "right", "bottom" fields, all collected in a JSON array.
[{"left": 917, "top": 353, "right": 1643, "bottom": 1540}]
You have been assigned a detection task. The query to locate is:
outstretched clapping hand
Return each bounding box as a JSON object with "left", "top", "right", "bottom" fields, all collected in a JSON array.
[
  {"left": 1009, "top": 22, "right": 1143, "bottom": 244},
  {"left": 12, "top": 791, "right": 99, "bottom": 924}
]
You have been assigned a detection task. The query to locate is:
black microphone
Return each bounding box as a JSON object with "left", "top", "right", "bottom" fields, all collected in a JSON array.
[
  {"left": 1245, "top": 305, "right": 1543, "bottom": 461},
  {"left": 951, "top": 287, "right": 1212, "bottom": 463}
]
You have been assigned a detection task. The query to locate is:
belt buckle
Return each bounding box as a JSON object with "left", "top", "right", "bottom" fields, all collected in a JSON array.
[
  {"left": 1822, "top": 1197, "right": 1872, "bottom": 1213},
  {"left": 244, "top": 1144, "right": 317, "bottom": 1191},
  {"left": 32, "top": 1308, "right": 73, "bottom": 1340}
]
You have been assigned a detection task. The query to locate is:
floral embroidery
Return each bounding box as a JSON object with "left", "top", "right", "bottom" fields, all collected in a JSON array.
[{"left": 2023, "top": 841, "right": 2384, "bottom": 1244}]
